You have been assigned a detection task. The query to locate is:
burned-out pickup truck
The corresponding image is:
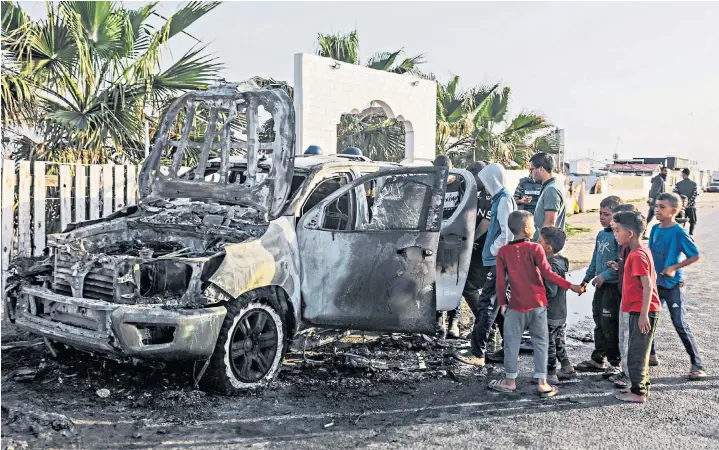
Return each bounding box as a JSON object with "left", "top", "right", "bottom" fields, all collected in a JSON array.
[{"left": 6, "top": 81, "right": 477, "bottom": 394}]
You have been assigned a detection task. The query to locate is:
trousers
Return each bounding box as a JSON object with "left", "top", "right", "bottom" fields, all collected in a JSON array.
[
  {"left": 590, "top": 283, "right": 621, "bottom": 366},
  {"left": 504, "top": 307, "right": 549, "bottom": 379},
  {"left": 627, "top": 312, "right": 659, "bottom": 396}
]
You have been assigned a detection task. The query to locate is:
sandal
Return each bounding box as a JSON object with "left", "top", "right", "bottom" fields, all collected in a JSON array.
[
  {"left": 538, "top": 385, "right": 558, "bottom": 398},
  {"left": 488, "top": 379, "right": 515, "bottom": 393},
  {"left": 687, "top": 370, "right": 707, "bottom": 381},
  {"left": 574, "top": 360, "right": 606, "bottom": 372}
]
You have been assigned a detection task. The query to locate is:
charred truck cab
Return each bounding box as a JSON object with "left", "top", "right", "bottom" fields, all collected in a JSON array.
[{"left": 7, "top": 81, "right": 477, "bottom": 394}]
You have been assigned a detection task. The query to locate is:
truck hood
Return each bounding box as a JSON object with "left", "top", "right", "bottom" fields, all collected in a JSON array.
[{"left": 138, "top": 80, "right": 295, "bottom": 221}]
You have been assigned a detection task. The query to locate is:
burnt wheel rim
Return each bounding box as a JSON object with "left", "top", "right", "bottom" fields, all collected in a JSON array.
[{"left": 229, "top": 309, "right": 278, "bottom": 382}]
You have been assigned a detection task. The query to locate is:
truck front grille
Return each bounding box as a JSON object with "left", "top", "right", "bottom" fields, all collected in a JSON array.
[{"left": 53, "top": 256, "right": 115, "bottom": 301}]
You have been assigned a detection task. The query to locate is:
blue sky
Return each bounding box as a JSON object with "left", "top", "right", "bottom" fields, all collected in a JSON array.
[{"left": 19, "top": 1, "right": 719, "bottom": 168}]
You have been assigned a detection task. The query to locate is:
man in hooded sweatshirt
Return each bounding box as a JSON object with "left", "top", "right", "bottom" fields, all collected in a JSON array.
[
  {"left": 454, "top": 163, "right": 517, "bottom": 367},
  {"left": 644, "top": 166, "right": 668, "bottom": 239}
]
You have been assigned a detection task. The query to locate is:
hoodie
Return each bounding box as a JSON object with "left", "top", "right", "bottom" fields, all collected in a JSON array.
[
  {"left": 545, "top": 254, "right": 570, "bottom": 326},
  {"left": 583, "top": 227, "right": 620, "bottom": 284},
  {"left": 479, "top": 163, "right": 517, "bottom": 266},
  {"left": 648, "top": 174, "right": 666, "bottom": 203},
  {"left": 673, "top": 178, "right": 698, "bottom": 208}
]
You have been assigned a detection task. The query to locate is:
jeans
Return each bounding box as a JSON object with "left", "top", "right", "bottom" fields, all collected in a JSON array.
[
  {"left": 627, "top": 312, "right": 659, "bottom": 396},
  {"left": 547, "top": 323, "right": 571, "bottom": 375},
  {"left": 650, "top": 285, "right": 703, "bottom": 370},
  {"left": 469, "top": 265, "right": 498, "bottom": 358},
  {"left": 504, "top": 307, "right": 549, "bottom": 379},
  {"left": 590, "top": 283, "right": 622, "bottom": 366}
]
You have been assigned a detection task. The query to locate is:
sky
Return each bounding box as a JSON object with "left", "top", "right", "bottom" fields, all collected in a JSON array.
[{"left": 18, "top": 1, "right": 719, "bottom": 169}]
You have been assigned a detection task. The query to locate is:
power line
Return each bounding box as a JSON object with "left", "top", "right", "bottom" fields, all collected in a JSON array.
[{"left": 150, "top": 11, "right": 203, "bottom": 44}]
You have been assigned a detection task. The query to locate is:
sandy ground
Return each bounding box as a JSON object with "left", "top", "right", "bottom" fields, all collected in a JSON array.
[{"left": 2, "top": 195, "right": 718, "bottom": 449}]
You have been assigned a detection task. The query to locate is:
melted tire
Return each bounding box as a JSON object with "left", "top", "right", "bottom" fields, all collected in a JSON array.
[{"left": 199, "top": 289, "right": 286, "bottom": 395}]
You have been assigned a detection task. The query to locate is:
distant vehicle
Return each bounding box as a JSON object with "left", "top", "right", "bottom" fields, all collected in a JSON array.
[
  {"left": 706, "top": 182, "right": 719, "bottom": 193},
  {"left": 712, "top": 171, "right": 719, "bottom": 183}
]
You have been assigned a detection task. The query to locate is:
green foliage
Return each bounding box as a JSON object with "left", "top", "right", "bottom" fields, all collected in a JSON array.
[{"left": 1, "top": 0, "right": 223, "bottom": 164}]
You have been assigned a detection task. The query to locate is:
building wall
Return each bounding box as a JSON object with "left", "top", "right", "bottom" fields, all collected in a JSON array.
[{"left": 293, "top": 53, "right": 436, "bottom": 159}]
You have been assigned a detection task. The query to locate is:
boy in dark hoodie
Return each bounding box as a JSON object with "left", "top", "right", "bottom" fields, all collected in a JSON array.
[
  {"left": 538, "top": 226, "right": 576, "bottom": 384},
  {"left": 575, "top": 196, "right": 623, "bottom": 376}
]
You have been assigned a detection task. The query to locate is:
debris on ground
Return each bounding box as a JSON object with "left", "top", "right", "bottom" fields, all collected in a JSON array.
[{"left": 95, "top": 388, "right": 111, "bottom": 398}]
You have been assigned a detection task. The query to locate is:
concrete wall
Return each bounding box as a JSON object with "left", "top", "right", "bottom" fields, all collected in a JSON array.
[
  {"left": 293, "top": 53, "right": 436, "bottom": 160},
  {"left": 577, "top": 175, "right": 653, "bottom": 212}
]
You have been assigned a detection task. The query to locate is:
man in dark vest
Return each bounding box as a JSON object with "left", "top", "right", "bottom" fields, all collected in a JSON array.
[{"left": 514, "top": 169, "right": 542, "bottom": 215}]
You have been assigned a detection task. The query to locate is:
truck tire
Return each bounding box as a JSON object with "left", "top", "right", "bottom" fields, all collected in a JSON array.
[{"left": 199, "top": 289, "right": 286, "bottom": 394}]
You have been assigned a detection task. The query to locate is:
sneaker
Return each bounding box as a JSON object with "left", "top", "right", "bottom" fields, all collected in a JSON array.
[
  {"left": 486, "top": 349, "right": 504, "bottom": 363},
  {"left": 611, "top": 372, "right": 629, "bottom": 388},
  {"left": 602, "top": 365, "right": 621, "bottom": 379},
  {"left": 546, "top": 374, "right": 560, "bottom": 385},
  {"left": 649, "top": 354, "right": 659, "bottom": 367},
  {"left": 557, "top": 365, "right": 578, "bottom": 380},
  {"left": 453, "top": 349, "right": 485, "bottom": 367},
  {"left": 447, "top": 319, "right": 461, "bottom": 339},
  {"left": 519, "top": 340, "right": 534, "bottom": 353}
]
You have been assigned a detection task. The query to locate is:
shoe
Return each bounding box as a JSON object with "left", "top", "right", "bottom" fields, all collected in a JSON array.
[
  {"left": 557, "top": 365, "right": 578, "bottom": 380},
  {"left": 454, "top": 349, "right": 485, "bottom": 367},
  {"left": 649, "top": 354, "right": 659, "bottom": 367},
  {"left": 575, "top": 359, "right": 607, "bottom": 372},
  {"left": 609, "top": 372, "right": 629, "bottom": 388},
  {"left": 436, "top": 315, "right": 447, "bottom": 340},
  {"left": 546, "top": 374, "right": 560, "bottom": 385},
  {"left": 602, "top": 365, "right": 621, "bottom": 379},
  {"left": 486, "top": 349, "right": 504, "bottom": 363},
  {"left": 447, "top": 319, "right": 461, "bottom": 339},
  {"left": 519, "top": 341, "right": 534, "bottom": 353}
]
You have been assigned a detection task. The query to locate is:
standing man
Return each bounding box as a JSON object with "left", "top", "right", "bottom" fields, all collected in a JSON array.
[
  {"left": 514, "top": 170, "right": 543, "bottom": 215},
  {"left": 433, "top": 155, "right": 464, "bottom": 338},
  {"left": 673, "top": 168, "right": 699, "bottom": 236},
  {"left": 529, "top": 152, "right": 566, "bottom": 242},
  {"left": 462, "top": 161, "right": 493, "bottom": 339},
  {"left": 454, "top": 163, "right": 517, "bottom": 366},
  {"left": 644, "top": 166, "right": 668, "bottom": 239}
]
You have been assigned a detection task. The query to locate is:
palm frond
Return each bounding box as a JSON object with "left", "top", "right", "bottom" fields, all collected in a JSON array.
[{"left": 316, "top": 29, "right": 360, "bottom": 64}]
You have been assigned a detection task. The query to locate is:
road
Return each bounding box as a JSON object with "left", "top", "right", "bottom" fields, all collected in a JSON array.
[{"left": 2, "top": 196, "right": 719, "bottom": 449}]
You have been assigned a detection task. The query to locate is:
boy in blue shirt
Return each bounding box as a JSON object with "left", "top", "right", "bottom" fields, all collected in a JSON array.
[{"left": 648, "top": 192, "right": 706, "bottom": 380}]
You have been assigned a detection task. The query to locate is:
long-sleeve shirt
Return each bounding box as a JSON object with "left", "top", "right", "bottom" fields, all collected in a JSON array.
[
  {"left": 583, "top": 227, "right": 620, "bottom": 284},
  {"left": 648, "top": 175, "right": 665, "bottom": 202},
  {"left": 496, "top": 239, "right": 572, "bottom": 312},
  {"left": 673, "top": 179, "right": 698, "bottom": 208}
]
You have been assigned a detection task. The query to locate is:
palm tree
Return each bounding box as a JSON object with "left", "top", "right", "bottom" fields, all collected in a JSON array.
[
  {"left": 446, "top": 85, "right": 553, "bottom": 166},
  {"left": 316, "top": 30, "right": 425, "bottom": 76},
  {"left": 1, "top": 1, "right": 223, "bottom": 164},
  {"left": 435, "top": 75, "right": 498, "bottom": 162}
]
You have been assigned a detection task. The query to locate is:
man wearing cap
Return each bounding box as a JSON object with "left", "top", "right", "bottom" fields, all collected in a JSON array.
[{"left": 673, "top": 168, "right": 699, "bottom": 236}]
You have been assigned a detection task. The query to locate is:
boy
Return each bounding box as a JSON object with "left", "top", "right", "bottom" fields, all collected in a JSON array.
[
  {"left": 455, "top": 163, "right": 516, "bottom": 366},
  {"left": 575, "top": 196, "right": 623, "bottom": 376},
  {"left": 538, "top": 226, "right": 576, "bottom": 384},
  {"left": 488, "top": 211, "right": 583, "bottom": 397},
  {"left": 608, "top": 203, "right": 639, "bottom": 389},
  {"left": 613, "top": 211, "right": 661, "bottom": 403},
  {"left": 648, "top": 193, "right": 706, "bottom": 380}
]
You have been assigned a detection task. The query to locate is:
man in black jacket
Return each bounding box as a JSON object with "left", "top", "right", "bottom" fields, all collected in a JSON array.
[
  {"left": 673, "top": 169, "right": 699, "bottom": 236},
  {"left": 644, "top": 166, "right": 668, "bottom": 239}
]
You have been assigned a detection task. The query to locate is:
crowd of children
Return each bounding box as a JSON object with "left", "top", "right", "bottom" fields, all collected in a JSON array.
[{"left": 483, "top": 191, "right": 706, "bottom": 403}]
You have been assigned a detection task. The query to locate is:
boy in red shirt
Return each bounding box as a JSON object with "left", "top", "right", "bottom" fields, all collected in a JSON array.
[
  {"left": 488, "top": 211, "right": 583, "bottom": 397},
  {"left": 612, "top": 210, "right": 661, "bottom": 403}
]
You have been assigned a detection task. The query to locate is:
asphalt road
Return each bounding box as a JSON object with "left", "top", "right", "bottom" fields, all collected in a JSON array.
[{"left": 2, "top": 197, "right": 719, "bottom": 449}]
